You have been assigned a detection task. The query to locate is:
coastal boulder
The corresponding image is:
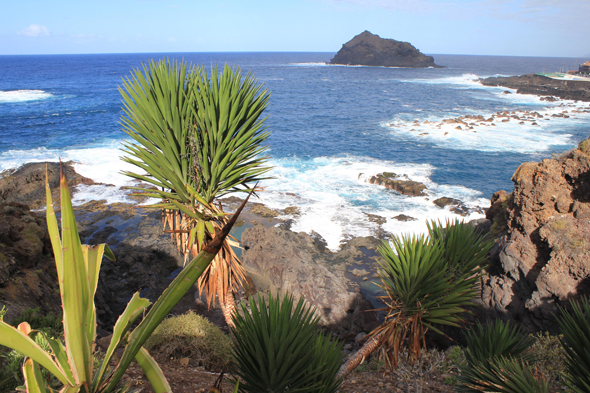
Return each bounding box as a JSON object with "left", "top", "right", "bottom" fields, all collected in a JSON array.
[
  {"left": 241, "top": 225, "right": 380, "bottom": 337},
  {"left": 482, "top": 139, "right": 590, "bottom": 332},
  {"left": 365, "top": 172, "right": 427, "bottom": 196},
  {"left": 0, "top": 162, "right": 95, "bottom": 209},
  {"left": 330, "top": 31, "right": 441, "bottom": 68}
]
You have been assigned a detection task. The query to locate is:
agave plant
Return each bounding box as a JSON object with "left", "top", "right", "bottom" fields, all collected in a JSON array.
[
  {"left": 456, "top": 320, "right": 546, "bottom": 393},
  {"left": 0, "top": 166, "right": 249, "bottom": 393},
  {"left": 558, "top": 297, "right": 590, "bottom": 392},
  {"left": 230, "top": 293, "right": 343, "bottom": 393},
  {"left": 338, "top": 219, "right": 494, "bottom": 377},
  {"left": 120, "top": 59, "right": 271, "bottom": 326}
]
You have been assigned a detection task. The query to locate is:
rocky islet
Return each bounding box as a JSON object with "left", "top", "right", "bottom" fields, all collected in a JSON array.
[{"left": 330, "top": 30, "right": 441, "bottom": 68}]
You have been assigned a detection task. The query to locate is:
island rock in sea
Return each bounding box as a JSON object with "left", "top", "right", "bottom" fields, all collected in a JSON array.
[{"left": 330, "top": 30, "right": 441, "bottom": 68}]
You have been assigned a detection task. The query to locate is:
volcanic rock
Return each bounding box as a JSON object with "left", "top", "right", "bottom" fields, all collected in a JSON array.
[
  {"left": 482, "top": 138, "right": 590, "bottom": 332},
  {"left": 392, "top": 214, "right": 418, "bottom": 222},
  {"left": 433, "top": 197, "right": 471, "bottom": 216},
  {"left": 367, "top": 173, "right": 427, "bottom": 196},
  {"left": 330, "top": 31, "right": 441, "bottom": 68},
  {"left": 480, "top": 74, "right": 590, "bottom": 102},
  {"left": 241, "top": 225, "right": 381, "bottom": 337},
  {"left": 0, "top": 162, "right": 95, "bottom": 209},
  {"left": 0, "top": 202, "right": 60, "bottom": 322}
]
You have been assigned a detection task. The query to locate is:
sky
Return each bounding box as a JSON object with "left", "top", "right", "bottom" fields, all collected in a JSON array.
[{"left": 1, "top": 0, "right": 589, "bottom": 57}]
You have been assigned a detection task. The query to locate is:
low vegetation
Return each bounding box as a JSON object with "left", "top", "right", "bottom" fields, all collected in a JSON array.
[
  {"left": 339, "top": 219, "right": 494, "bottom": 377},
  {"left": 230, "top": 293, "right": 343, "bottom": 393},
  {"left": 144, "top": 311, "right": 232, "bottom": 372}
]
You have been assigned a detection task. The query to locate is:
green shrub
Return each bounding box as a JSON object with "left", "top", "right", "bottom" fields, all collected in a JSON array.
[
  {"left": 0, "top": 332, "right": 62, "bottom": 393},
  {"left": 0, "top": 308, "right": 64, "bottom": 392},
  {"left": 9, "top": 308, "right": 63, "bottom": 337},
  {"left": 230, "top": 293, "right": 343, "bottom": 393},
  {"left": 144, "top": 311, "right": 232, "bottom": 372},
  {"left": 457, "top": 320, "right": 547, "bottom": 393},
  {"left": 529, "top": 332, "right": 567, "bottom": 390}
]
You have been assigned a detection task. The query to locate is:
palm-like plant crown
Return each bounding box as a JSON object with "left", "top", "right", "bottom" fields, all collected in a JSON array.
[
  {"left": 120, "top": 59, "right": 271, "bottom": 312},
  {"left": 369, "top": 219, "right": 494, "bottom": 370}
]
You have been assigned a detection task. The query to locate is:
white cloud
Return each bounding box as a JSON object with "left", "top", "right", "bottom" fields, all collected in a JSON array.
[{"left": 18, "top": 24, "right": 50, "bottom": 37}]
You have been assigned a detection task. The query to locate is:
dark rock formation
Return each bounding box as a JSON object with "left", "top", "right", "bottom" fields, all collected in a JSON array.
[
  {"left": 392, "top": 214, "right": 418, "bottom": 222},
  {"left": 241, "top": 225, "right": 381, "bottom": 337},
  {"left": 0, "top": 162, "right": 95, "bottom": 209},
  {"left": 433, "top": 197, "right": 484, "bottom": 216},
  {"left": 0, "top": 202, "right": 60, "bottom": 322},
  {"left": 482, "top": 138, "right": 590, "bottom": 332},
  {"left": 480, "top": 74, "right": 590, "bottom": 102},
  {"left": 330, "top": 31, "right": 441, "bottom": 68},
  {"left": 364, "top": 172, "right": 427, "bottom": 196}
]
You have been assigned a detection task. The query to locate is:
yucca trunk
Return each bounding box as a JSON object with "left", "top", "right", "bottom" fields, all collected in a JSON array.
[
  {"left": 337, "top": 331, "right": 383, "bottom": 379},
  {"left": 218, "top": 273, "right": 237, "bottom": 329},
  {"left": 189, "top": 241, "right": 239, "bottom": 329}
]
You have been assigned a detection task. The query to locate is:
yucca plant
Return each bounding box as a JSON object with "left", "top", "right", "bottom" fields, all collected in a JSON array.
[
  {"left": 230, "top": 293, "right": 343, "bottom": 393},
  {"left": 456, "top": 320, "right": 545, "bottom": 393},
  {"left": 120, "top": 59, "right": 271, "bottom": 327},
  {"left": 558, "top": 297, "right": 590, "bottom": 392},
  {"left": 0, "top": 166, "right": 249, "bottom": 393},
  {"left": 338, "top": 220, "right": 494, "bottom": 377},
  {"left": 463, "top": 320, "right": 537, "bottom": 366},
  {"left": 458, "top": 356, "right": 549, "bottom": 393}
]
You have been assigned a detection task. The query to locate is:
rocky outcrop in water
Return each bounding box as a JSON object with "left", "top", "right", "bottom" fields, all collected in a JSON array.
[
  {"left": 483, "top": 139, "right": 590, "bottom": 332},
  {"left": 480, "top": 74, "right": 590, "bottom": 102},
  {"left": 241, "top": 225, "right": 381, "bottom": 338},
  {"left": 362, "top": 172, "right": 427, "bottom": 196},
  {"left": 0, "top": 162, "right": 95, "bottom": 209},
  {"left": 330, "top": 31, "right": 441, "bottom": 68},
  {"left": 433, "top": 197, "right": 484, "bottom": 217}
]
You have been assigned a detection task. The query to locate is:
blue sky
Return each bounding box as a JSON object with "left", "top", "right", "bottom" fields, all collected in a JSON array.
[{"left": 2, "top": 0, "right": 589, "bottom": 57}]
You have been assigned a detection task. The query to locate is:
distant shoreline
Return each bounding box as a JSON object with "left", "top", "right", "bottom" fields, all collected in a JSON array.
[{"left": 480, "top": 73, "right": 590, "bottom": 102}]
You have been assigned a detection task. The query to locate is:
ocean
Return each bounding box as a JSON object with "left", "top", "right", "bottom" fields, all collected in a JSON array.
[{"left": 1, "top": 52, "right": 589, "bottom": 250}]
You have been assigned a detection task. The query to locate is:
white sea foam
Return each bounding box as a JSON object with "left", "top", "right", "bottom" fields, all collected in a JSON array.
[
  {"left": 402, "top": 73, "right": 484, "bottom": 88},
  {"left": 0, "top": 141, "right": 141, "bottom": 205},
  {"left": 382, "top": 98, "right": 590, "bottom": 153},
  {"left": 256, "top": 156, "right": 487, "bottom": 251},
  {"left": 288, "top": 62, "right": 330, "bottom": 67},
  {"left": 0, "top": 90, "right": 53, "bottom": 103},
  {"left": 0, "top": 143, "right": 489, "bottom": 249}
]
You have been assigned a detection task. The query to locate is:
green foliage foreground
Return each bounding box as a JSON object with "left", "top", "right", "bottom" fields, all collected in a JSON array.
[
  {"left": 0, "top": 167, "right": 248, "bottom": 393},
  {"left": 230, "top": 293, "right": 343, "bottom": 393},
  {"left": 373, "top": 219, "right": 494, "bottom": 369},
  {"left": 559, "top": 297, "right": 590, "bottom": 392}
]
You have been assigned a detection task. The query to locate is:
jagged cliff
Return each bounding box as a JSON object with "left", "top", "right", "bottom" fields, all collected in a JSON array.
[
  {"left": 330, "top": 30, "right": 441, "bottom": 68},
  {"left": 483, "top": 138, "right": 590, "bottom": 331}
]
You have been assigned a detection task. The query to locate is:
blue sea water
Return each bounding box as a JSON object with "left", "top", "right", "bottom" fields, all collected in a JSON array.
[{"left": 1, "top": 52, "right": 589, "bottom": 249}]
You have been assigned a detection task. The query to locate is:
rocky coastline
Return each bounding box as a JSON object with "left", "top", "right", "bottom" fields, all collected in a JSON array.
[
  {"left": 2, "top": 139, "right": 590, "bottom": 340},
  {"left": 480, "top": 73, "right": 590, "bottom": 102}
]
